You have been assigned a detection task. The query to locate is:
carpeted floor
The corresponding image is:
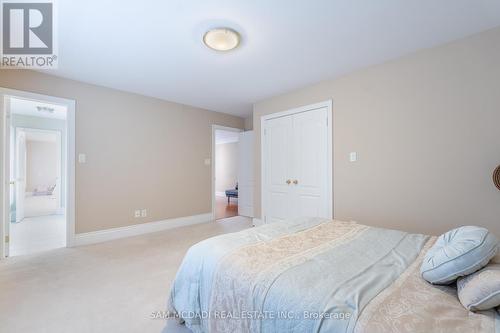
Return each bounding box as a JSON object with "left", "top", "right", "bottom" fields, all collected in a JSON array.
[{"left": 0, "top": 216, "right": 252, "bottom": 333}]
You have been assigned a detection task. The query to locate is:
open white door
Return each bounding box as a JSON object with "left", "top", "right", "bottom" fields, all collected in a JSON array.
[
  {"left": 238, "top": 131, "right": 254, "bottom": 217},
  {"left": 55, "top": 131, "right": 62, "bottom": 212},
  {"left": 2, "top": 97, "right": 11, "bottom": 257},
  {"left": 15, "top": 129, "right": 26, "bottom": 223},
  {"left": 6, "top": 125, "right": 14, "bottom": 257}
]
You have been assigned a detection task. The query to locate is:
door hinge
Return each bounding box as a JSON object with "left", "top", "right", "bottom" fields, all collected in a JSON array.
[{"left": 5, "top": 235, "right": 9, "bottom": 243}]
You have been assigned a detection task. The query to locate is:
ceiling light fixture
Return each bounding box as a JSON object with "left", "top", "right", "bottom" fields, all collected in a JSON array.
[{"left": 203, "top": 28, "right": 240, "bottom": 51}]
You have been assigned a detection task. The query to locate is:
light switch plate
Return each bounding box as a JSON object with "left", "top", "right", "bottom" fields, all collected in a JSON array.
[
  {"left": 349, "top": 152, "right": 357, "bottom": 162},
  {"left": 78, "top": 153, "right": 86, "bottom": 163},
  {"left": 204, "top": 158, "right": 211, "bottom": 166}
]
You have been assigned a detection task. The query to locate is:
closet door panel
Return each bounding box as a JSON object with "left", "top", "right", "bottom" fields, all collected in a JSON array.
[
  {"left": 292, "top": 108, "right": 329, "bottom": 218},
  {"left": 264, "top": 116, "right": 293, "bottom": 223}
]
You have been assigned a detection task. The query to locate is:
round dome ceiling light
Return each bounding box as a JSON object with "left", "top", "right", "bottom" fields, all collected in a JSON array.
[{"left": 203, "top": 28, "right": 240, "bottom": 51}]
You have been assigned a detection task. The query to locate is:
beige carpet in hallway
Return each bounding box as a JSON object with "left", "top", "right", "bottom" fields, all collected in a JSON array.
[{"left": 0, "top": 216, "right": 253, "bottom": 333}]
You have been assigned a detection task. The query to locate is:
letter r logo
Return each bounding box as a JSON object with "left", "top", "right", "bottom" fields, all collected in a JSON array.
[{"left": 2, "top": 2, "right": 53, "bottom": 54}]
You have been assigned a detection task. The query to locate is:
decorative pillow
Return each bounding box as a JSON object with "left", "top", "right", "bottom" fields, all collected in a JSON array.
[
  {"left": 457, "top": 264, "right": 500, "bottom": 311},
  {"left": 420, "top": 226, "right": 498, "bottom": 284}
]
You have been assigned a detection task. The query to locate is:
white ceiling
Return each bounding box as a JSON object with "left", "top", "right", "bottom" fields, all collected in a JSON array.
[
  {"left": 10, "top": 97, "right": 67, "bottom": 120},
  {"left": 46, "top": 0, "right": 500, "bottom": 117},
  {"left": 215, "top": 130, "right": 239, "bottom": 145}
]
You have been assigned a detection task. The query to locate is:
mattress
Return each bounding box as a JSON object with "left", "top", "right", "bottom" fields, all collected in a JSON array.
[{"left": 168, "top": 218, "right": 498, "bottom": 333}]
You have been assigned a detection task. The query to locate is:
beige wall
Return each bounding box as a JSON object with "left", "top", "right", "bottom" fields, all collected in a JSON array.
[
  {"left": 26, "top": 140, "right": 58, "bottom": 192},
  {"left": 215, "top": 142, "right": 238, "bottom": 193},
  {"left": 0, "top": 70, "right": 243, "bottom": 233},
  {"left": 253, "top": 27, "right": 500, "bottom": 236}
]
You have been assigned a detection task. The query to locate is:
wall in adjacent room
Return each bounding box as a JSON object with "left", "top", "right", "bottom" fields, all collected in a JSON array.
[
  {"left": 244, "top": 116, "right": 253, "bottom": 130},
  {"left": 215, "top": 142, "right": 239, "bottom": 194},
  {"left": 10, "top": 114, "right": 67, "bottom": 205},
  {"left": 26, "top": 140, "right": 58, "bottom": 193}
]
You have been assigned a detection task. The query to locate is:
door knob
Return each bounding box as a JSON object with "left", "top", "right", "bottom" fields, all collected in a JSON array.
[
  {"left": 293, "top": 180, "right": 298, "bottom": 185},
  {"left": 286, "top": 179, "right": 291, "bottom": 185}
]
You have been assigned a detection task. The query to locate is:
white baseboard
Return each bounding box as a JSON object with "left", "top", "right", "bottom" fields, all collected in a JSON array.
[
  {"left": 74, "top": 213, "right": 214, "bottom": 246},
  {"left": 252, "top": 218, "right": 264, "bottom": 226},
  {"left": 215, "top": 191, "right": 226, "bottom": 197},
  {"left": 239, "top": 206, "right": 254, "bottom": 218}
]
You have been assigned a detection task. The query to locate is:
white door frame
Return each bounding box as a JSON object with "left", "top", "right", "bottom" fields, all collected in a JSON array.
[
  {"left": 211, "top": 125, "right": 243, "bottom": 220},
  {"left": 260, "top": 100, "right": 333, "bottom": 224},
  {"left": 0, "top": 87, "right": 76, "bottom": 259}
]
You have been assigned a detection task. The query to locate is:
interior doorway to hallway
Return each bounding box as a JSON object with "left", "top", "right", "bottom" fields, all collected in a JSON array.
[
  {"left": 214, "top": 128, "right": 240, "bottom": 220},
  {"left": 1, "top": 89, "right": 76, "bottom": 258},
  {"left": 211, "top": 125, "right": 255, "bottom": 222}
]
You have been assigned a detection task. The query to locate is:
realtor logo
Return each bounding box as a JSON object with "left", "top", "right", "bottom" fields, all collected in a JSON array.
[{"left": 1, "top": 0, "right": 58, "bottom": 68}]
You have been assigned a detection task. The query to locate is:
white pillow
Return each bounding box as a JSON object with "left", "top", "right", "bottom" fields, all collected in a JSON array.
[
  {"left": 420, "top": 226, "right": 498, "bottom": 284},
  {"left": 457, "top": 264, "right": 500, "bottom": 311}
]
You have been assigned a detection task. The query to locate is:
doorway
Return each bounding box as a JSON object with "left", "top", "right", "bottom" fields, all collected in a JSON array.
[
  {"left": 1, "top": 89, "right": 76, "bottom": 258},
  {"left": 213, "top": 127, "right": 242, "bottom": 220}
]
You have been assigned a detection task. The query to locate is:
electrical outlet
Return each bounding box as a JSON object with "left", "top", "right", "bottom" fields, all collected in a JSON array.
[
  {"left": 134, "top": 210, "right": 141, "bottom": 218},
  {"left": 141, "top": 209, "right": 147, "bottom": 217}
]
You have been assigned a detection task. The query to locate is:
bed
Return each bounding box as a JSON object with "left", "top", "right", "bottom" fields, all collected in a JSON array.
[{"left": 168, "top": 218, "right": 499, "bottom": 333}]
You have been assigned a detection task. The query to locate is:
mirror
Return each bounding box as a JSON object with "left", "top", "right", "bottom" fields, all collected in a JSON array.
[{"left": 494, "top": 165, "right": 500, "bottom": 191}]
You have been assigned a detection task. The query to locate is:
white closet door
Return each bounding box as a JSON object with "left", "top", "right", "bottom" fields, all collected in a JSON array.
[
  {"left": 238, "top": 131, "right": 254, "bottom": 217},
  {"left": 263, "top": 105, "right": 330, "bottom": 223},
  {"left": 263, "top": 115, "right": 293, "bottom": 223},
  {"left": 291, "top": 108, "right": 328, "bottom": 218}
]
